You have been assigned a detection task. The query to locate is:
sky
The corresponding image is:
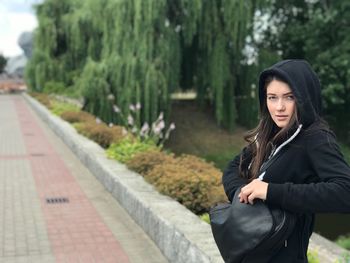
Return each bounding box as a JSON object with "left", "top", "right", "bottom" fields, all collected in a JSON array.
[{"left": 0, "top": 0, "right": 41, "bottom": 57}]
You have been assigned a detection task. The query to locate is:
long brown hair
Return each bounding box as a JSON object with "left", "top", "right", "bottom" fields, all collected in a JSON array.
[{"left": 239, "top": 75, "right": 300, "bottom": 180}]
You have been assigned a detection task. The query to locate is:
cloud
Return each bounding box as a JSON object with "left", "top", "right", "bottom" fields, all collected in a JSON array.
[{"left": 0, "top": 0, "right": 39, "bottom": 57}]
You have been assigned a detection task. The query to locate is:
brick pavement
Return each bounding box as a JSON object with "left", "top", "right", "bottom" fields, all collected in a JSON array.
[{"left": 0, "top": 94, "right": 168, "bottom": 263}]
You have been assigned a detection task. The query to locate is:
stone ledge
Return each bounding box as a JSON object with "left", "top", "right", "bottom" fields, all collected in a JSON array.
[{"left": 23, "top": 93, "right": 349, "bottom": 263}]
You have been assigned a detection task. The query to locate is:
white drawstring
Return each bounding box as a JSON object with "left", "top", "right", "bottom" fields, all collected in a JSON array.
[{"left": 258, "top": 124, "right": 303, "bottom": 181}]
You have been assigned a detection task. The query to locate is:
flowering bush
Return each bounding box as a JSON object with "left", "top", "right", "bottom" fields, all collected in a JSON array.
[
  {"left": 106, "top": 136, "right": 158, "bottom": 163},
  {"left": 109, "top": 97, "right": 175, "bottom": 147}
]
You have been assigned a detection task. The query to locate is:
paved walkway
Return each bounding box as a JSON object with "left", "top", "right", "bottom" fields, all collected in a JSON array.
[{"left": 0, "top": 94, "right": 168, "bottom": 263}]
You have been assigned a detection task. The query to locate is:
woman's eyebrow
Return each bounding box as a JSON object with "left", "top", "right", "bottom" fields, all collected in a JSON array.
[{"left": 266, "top": 92, "right": 293, "bottom": 96}]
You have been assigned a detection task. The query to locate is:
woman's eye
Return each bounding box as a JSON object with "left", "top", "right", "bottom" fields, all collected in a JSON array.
[
  {"left": 286, "top": 95, "right": 295, "bottom": 100},
  {"left": 268, "top": 96, "right": 277, "bottom": 100}
]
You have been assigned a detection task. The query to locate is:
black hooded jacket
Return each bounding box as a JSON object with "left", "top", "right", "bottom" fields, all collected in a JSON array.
[{"left": 222, "top": 60, "right": 350, "bottom": 262}]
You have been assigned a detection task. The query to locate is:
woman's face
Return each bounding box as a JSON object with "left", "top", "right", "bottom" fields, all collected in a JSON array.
[{"left": 266, "top": 79, "right": 296, "bottom": 128}]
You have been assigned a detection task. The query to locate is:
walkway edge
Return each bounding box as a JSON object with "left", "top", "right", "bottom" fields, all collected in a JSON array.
[
  {"left": 23, "top": 93, "right": 349, "bottom": 263},
  {"left": 23, "top": 93, "right": 224, "bottom": 263}
]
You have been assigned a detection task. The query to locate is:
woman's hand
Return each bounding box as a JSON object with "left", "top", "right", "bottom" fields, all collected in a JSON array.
[{"left": 239, "top": 179, "right": 268, "bottom": 205}]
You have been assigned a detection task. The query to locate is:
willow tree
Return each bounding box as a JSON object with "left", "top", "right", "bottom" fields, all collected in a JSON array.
[
  {"left": 25, "top": 0, "right": 77, "bottom": 91},
  {"left": 27, "top": 0, "right": 256, "bottom": 130}
]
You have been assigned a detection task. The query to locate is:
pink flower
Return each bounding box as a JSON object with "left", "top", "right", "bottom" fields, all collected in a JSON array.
[
  {"left": 153, "top": 126, "right": 161, "bottom": 135},
  {"left": 129, "top": 104, "right": 135, "bottom": 111},
  {"left": 140, "top": 122, "right": 150, "bottom": 135},
  {"left": 107, "top": 94, "right": 115, "bottom": 101},
  {"left": 127, "top": 115, "right": 134, "bottom": 126},
  {"left": 95, "top": 118, "right": 102, "bottom": 124},
  {"left": 113, "top": 105, "right": 120, "bottom": 113},
  {"left": 136, "top": 102, "right": 141, "bottom": 110},
  {"left": 158, "top": 120, "right": 165, "bottom": 130}
]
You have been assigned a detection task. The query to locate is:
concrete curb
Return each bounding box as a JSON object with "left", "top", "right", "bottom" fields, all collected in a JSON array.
[
  {"left": 23, "top": 93, "right": 224, "bottom": 263},
  {"left": 24, "top": 93, "right": 349, "bottom": 263}
]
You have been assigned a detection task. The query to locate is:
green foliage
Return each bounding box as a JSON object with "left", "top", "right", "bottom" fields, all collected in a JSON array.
[
  {"left": 43, "top": 81, "right": 66, "bottom": 94},
  {"left": 27, "top": 0, "right": 258, "bottom": 131},
  {"left": 50, "top": 100, "right": 80, "bottom": 116},
  {"left": 106, "top": 137, "right": 158, "bottom": 163},
  {"left": 307, "top": 249, "right": 319, "bottom": 263},
  {"left": 258, "top": 0, "right": 350, "bottom": 142},
  {"left": 76, "top": 59, "right": 113, "bottom": 122},
  {"left": 336, "top": 235, "right": 350, "bottom": 250},
  {"left": 199, "top": 213, "right": 210, "bottom": 224},
  {"left": 76, "top": 121, "right": 125, "bottom": 149},
  {"left": 0, "top": 53, "right": 7, "bottom": 73}
]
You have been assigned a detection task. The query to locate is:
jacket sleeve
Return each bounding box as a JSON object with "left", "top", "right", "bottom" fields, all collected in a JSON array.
[
  {"left": 222, "top": 150, "right": 249, "bottom": 202},
  {"left": 266, "top": 132, "right": 350, "bottom": 213}
]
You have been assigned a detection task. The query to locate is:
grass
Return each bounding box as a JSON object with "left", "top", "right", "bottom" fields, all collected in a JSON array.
[
  {"left": 165, "top": 100, "right": 350, "bottom": 171},
  {"left": 164, "top": 101, "right": 246, "bottom": 171}
]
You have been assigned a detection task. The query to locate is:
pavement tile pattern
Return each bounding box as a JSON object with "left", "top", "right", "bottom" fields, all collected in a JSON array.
[{"left": 0, "top": 95, "right": 168, "bottom": 263}]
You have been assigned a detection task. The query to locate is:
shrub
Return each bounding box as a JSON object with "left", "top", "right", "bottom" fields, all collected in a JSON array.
[
  {"left": 50, "top": 100, "right": 80, "bottom": 116},
  {"left": 145, "top": 154, "right": 227, "bottom": 214},
  {"left": 60, "top": 111, "right": 95, "bottom": 124},
  {"left": 336, "top": 235, "right": 350, "bottom": 250},
  {"left": 126, "top": 150, "right": 176, "bottom": 176},
  {"left": 30, "top": 92, "right": 52, "bottom": 108},
  {"left": 106, "top": 136, "right": 158, "bottom": 163},
  {"left": 76, "top": 121, "right": 125, "bottom": 148}
]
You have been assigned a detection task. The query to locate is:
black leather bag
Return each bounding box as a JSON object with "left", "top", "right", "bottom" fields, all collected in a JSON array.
[{"left": 209, "top": 186, "right": 296, "bottom": 263}]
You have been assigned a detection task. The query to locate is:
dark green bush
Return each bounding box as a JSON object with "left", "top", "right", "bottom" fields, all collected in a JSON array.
[{"left": 76, "top": 122, "right": 125, "bottom": 148}]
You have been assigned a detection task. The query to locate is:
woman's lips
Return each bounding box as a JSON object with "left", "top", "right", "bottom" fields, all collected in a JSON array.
[{"left": 276, "top": 115, "right": 288, "bottom": 121}]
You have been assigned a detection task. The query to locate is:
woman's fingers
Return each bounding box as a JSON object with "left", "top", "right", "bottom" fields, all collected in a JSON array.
[
  {"left": 239, "top": 187, "right": 251, "bottom": 204},
  {"left": 239, "top": 180, "right": 268, "bottom": 204}
]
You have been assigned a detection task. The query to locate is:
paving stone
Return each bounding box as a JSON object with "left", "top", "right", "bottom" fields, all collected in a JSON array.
[{"left": 0, "top": 94, "right": 169, "bottom": 262}]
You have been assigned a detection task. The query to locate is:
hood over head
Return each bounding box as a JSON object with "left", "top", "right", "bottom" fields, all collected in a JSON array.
[{"left": 258, "top": 59, "right": 322, "bottom": 128}]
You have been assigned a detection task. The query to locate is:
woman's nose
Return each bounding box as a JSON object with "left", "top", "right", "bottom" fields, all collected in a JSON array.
[{"left": 276, "top": 99, "right": 285, "bottom": 111}]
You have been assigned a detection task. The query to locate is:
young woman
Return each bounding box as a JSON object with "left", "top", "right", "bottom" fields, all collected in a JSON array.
[{"left": 222, "top": 59, "right": 350, "bottom": 262}]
